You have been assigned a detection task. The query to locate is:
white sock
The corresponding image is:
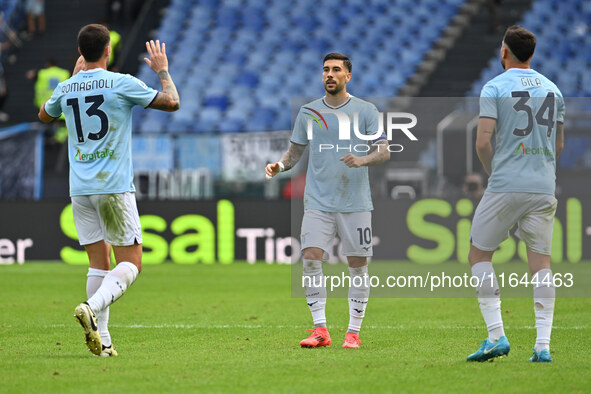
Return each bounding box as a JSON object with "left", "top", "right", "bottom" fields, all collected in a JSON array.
[
  {"left": 348, "top": 265, "right": 369, "bottom": 334},
  {"left": 533, "top": 268, "right": 555, "bottom": 353},
  {"left": 472, "top": 262, "right": 505, "bottom": 342},
  {"left": 87, "top": 268, "right": 112, "bottom": 347},
  {"left": 87, "top": 262, "right": 139, "bottom": 315},
  {"left": 303, "top": 259, "right": 326, "bottom": 327}
]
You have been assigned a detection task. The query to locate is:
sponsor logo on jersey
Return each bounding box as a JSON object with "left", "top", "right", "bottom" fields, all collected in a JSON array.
[
  {"left": 74, "top": 148, "right": 115, "bottom": 161},
  {"left": 513, "top": 142, "right": 553, "bottom": 157}
]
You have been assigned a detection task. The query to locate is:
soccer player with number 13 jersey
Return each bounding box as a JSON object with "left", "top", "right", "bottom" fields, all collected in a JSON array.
[{"left": 39, "top": 24, "right": 180, "bottom": 356}]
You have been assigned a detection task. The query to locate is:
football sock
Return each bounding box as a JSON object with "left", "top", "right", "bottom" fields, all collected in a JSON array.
[
  {"left": 303, "top": 259, "right": 327, "bottom": 327},
  {"left": 87, "top": 268, "right": 112, "bottom": 347},
  {"left": 471, "top": 262, "right": 505, "bottom": 342},
  {"left": 87, "top": 262, "right": 138, "bottom": 315},
  {"left": 347, "top": 265, "right": 369, "bottom": 334},
  {"left": 533, "top": 268, "right": 555, "bottom": 353}
]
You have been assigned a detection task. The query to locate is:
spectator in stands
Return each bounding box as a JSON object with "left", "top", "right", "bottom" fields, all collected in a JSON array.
[
  {"left": 26, "top": 59, "right": 70, "bottom": 169},
  {"left": 25, "top": 0, "right": 46, "bottom": 36},
  {"left": 26, "top": 59, "right": 70, "bottom": 111},
  {"left": 462, "top": 172, "right": 484, "bottom": 199}
]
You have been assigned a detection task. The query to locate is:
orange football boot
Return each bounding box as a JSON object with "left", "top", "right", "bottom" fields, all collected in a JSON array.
[
  {"left": 342, "top": 332, "right": 362, "bottom": 348},
  {"left": 300, "top": 327, "right": 331, "bottom": 348}
]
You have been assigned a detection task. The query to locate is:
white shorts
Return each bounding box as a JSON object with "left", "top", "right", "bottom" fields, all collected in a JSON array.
[
  {"left": 25, "top": 0, "right": 44, "bottom": 15},
  {"left": 470, "top": 191, "right": 557, "bottom": 255},
  {"left": 71, "top": 192, "right": 142, "bottom": 246},
  {"left": 301, "top": 209, "right": 373, "bottom": 258}
]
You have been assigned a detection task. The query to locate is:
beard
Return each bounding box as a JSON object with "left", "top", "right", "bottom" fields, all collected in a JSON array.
[{"left": 324, "top": 81, "right": 343, "bottom": 95}]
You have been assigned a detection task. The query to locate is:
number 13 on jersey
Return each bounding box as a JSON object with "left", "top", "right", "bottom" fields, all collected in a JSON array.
[{"left": 66, "top": 94, "right": 109, "bottom": 143}]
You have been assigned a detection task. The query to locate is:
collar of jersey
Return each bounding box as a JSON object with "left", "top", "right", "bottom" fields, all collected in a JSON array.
[
  {"left": 79, "top": 68, "right": 104, "bottom": 74},
  {"left": 322, "top": 94, "right": 352, "bottom": 109},
  {"left": 505, "top": 67, "right": 536, "bottom": 73}
]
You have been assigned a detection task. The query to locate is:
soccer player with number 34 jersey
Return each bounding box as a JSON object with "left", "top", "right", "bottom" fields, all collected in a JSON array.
[
  {"left": 467, "top": 26, "right": 565, "bottom": 363},
  {"left": 39, "top": 24, "right": 180, "bottom": 356}
]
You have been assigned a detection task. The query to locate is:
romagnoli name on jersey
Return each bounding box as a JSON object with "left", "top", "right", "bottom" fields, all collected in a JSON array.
[{"left": 60, "top": 79, "right": 114, "bottom": 94}]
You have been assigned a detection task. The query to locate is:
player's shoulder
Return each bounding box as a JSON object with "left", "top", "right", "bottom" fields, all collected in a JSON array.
[
  {"left": 482, "top": 72, "right": 506, "bottom": 91},
  {"left": 110, "top": 71, "right": 134, "bottom": 82},
  {"left": 533, "top": 70, "right": 563, "bottom": 97},
  {"left": 298, "top": 97, "right": 325, "bottom": 112},
  {"left": 349, "top": 95, "right": 377, "bottom": 111},
  {"left": 113, "top": 72, "right": 152, "bottom": 91}
]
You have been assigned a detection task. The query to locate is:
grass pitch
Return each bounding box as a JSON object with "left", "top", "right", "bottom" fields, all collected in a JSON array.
[{"left": 1, "top": 262, "right": 590, "bottom": 393}]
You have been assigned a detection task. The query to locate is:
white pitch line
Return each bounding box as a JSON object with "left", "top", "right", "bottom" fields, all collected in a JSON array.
[{"left": 44, "top": 324, "right": 589, "bottom": 330}]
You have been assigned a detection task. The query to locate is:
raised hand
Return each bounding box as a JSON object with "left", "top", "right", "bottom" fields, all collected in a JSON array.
[{"left": 144, "top": 40, "right": 168, "bottom": 73}]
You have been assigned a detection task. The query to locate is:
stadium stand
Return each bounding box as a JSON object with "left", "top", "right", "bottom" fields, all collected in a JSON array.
[
  {"left": 469, "top": 0, "right": 591, "bottom": 97},
  {"left": 133, "top": 0, "right": 466, "bottom": 134},
  {"left": 1, "top": 0, "right": 24, "bottom": 25},
  {"left": 467, "top": 0, "right": 591, "bottom": 172}
]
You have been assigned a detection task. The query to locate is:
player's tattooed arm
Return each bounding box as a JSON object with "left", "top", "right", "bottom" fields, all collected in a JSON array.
[
  {"left": 144, "top": 39, "right": 180, "bottom": 112},
  {"left": 556, "top": 122, "right": 564, "bottom": 160},
  {"left": 340, "top": 140, "right": 390, "bottom": 168},
  {"left": 366, "top": 140, "right": 391, "bottom": 166},
  {"left": 476, "top": 117, "right": 496, "bottom": 176},
  {"left": 280, "top": 143, "right": 307, "bottom": 171},
  {"left": 265, "top": 143, "right": 306, "bottom": 180},
  {"left": 149, "top": 70, "right": 180, "bottom": 112}
]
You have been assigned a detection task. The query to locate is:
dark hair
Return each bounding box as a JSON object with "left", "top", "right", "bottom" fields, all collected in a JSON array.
[
  {"left": 323, "top": 52, "right": 352, "bottom": 72},
  {"left": 503, "top": 25, "right": 536, "bottom": 63},
  {"left": 77, "top": 24, "right": 110, "bottom": 62}
]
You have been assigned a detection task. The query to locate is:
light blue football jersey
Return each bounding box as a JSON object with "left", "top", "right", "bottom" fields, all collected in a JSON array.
[
  {"left": 291, "top": 95, "right": 385, "bottom": 212},
  {"left": 480, "top": 68, "right": 565, "bottom": 195},
  {"left": 45, "top": 68, "right": 158, "bottom": 196}
]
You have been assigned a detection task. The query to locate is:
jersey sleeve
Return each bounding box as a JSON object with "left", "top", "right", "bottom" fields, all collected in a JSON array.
[
  {"left": 44, "top": 84, "right": 63, "bottom": 118},
  {"left": 365, "top": 103, "right": 386, "bottom": 143},
  {"left": 290, "top": 107, "right": 309, "bottom": 145},
  {"left": 120, "top": 74, "right": 158, "bottom": 108},
  {"left": 556, "top": 91, "right": 565, "bottom": 123},
  {"left": 479, "top": 83, "right": 498, "bottom": 119}
]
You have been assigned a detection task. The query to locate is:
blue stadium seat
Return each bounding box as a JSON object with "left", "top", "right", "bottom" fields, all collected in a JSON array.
[
  {"left": 203, "top": 95, "right": 229, "bottom": 111},
  {"left": 236, "top": 71, "right": 259, "bottom": 88},
  {"left": 142, "top": 0, "right": 466, "bottom": 132},
  {"left": 177, "top": 135, "right": 221, "bottom": 178},
  {"left": 219, "top": 117, "right": 245, "bottom": 133},
  {"left": 133, "top": 135, "right": 175, "bottom": 171},
  {"left": 469, "top": 0, "right": 590, "bottom": 97}
]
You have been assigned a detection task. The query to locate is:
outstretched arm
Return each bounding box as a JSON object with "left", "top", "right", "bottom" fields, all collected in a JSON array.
[
  {"left": 265, "top": 142, "right": 307, "bottom": 180},
  {"left": 144, "top": 40, "right": 180, "bottom": 112}
]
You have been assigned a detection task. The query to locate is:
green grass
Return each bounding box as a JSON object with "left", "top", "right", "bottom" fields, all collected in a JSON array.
[{"left": 1, "top": 263, "right": 590, "bottom": 393}]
